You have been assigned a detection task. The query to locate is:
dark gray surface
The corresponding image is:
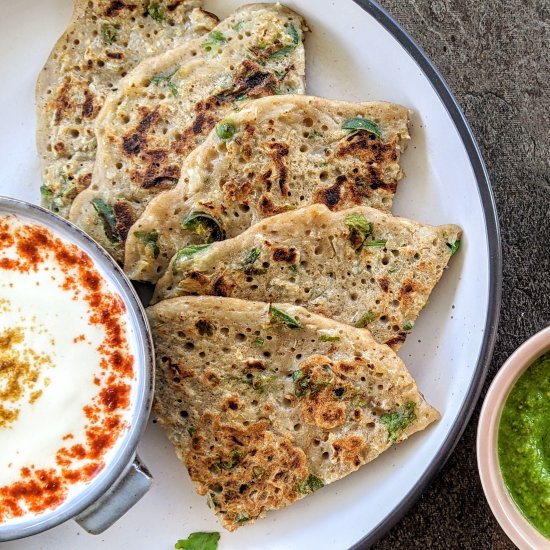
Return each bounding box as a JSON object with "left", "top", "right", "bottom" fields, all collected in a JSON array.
[{"left": 371, "top": 1, "right": 550, "bottom": 548}]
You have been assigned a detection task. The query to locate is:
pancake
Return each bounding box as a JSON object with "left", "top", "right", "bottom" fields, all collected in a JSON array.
[
  {"left": 69, "top": 3, "right": 307, "bottom": 262},
  {"left": 36, "top": 0, "right": 218, "bottom": 218},
  {"left": 147, "top": 296, "right": 439, "bottom": 530},
  {"left": 125, "top": 95, "right": 410, "bottom": 282},
  {"left": 153, "top": 204, "right": 462, "bottom": 349}
]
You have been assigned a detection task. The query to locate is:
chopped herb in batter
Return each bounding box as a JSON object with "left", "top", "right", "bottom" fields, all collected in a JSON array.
[
  {"left": 297, "top": 473, "right": 324, "bottom": 494},
  {"left": 380, "top": 401, "right": 416, "bottom": 441},
  {"left": 342, "top": 117, "right": 382, "bottom": 138},
  {"left": 134, "top": 230, "right": 160, "bottom": 258},
  {"left": 269, "top": 306, "right": 301, "bottom": 329}
]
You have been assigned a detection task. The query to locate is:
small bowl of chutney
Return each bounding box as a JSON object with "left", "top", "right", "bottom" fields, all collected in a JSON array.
[{"left": 478, "top": 325, "right": 550, "bottom": 549}]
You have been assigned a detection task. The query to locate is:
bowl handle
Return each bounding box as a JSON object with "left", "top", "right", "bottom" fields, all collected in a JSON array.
[{"left": 74, "top": 455, "right": 152, "bottom": 534}]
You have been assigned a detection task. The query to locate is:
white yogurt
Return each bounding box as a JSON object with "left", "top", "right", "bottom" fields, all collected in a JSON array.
[{"left": 0, "top": 214, "right": 136, "bottom": 525}]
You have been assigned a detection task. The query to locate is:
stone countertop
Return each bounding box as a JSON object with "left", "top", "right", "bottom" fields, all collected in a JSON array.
[{"left": 371, "top": 1, "right": 550, "bottom": 548}]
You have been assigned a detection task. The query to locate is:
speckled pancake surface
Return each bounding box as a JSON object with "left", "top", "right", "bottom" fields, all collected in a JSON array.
[
  {"left": 69, "top": 3, "right": 307, "bottom": 262},
  {"left": 125, "top": 95, "right": 410, "bottom": 282},
  {"left": 36, "top": 0, "right": 218, "bottom": 218},
  {"left": 148, "top": 296, "right": 439, "bottom": 531},
  {"left": 154, "top": 204, "right": 461, "bottom": 349}
]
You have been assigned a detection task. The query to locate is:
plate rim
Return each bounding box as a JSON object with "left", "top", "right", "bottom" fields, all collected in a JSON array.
[{"left": 349, "top": 1, "right": 502, "bottom": 547}]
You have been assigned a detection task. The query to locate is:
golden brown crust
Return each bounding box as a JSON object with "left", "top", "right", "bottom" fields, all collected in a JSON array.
[
  {"left": 36, "top": 0, "right": 217, "bottom": 218},
  {"left": 148, "top": 296, "right": 439, "bottom": 530},
  {"left": 154, "top": 204, "right": 461, "bottom": 349},
  {"left": 125, "top": 96, "right": 411, "bottom": 282},
  {"left": 69, "top": 4, "right": 307, "bottom": 262}
]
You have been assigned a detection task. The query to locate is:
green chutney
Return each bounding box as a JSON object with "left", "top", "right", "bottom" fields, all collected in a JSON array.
[{"left": 498, "top": 350, "right": 550, "bottom": 539}]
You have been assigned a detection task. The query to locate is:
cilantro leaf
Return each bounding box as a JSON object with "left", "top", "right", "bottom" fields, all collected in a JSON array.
[
  {"left": 447, "top": 239, "right": 461, "bottom": 255},
  {"left": 91, "top": 198, "right": 119, "bottom": 243},
  {"left": 342, "top": 117, "right": 382, "bottom": 138},
  {"left": 134, "top": 230, "right": 160, "bottom": 258},
  {"left": 270, "top": 24, "right": 300, "bottom": 58},
  {"left": 354, "top": 311, "right": 376, "bottom": 328},
  {"left": 297, "top": 474, "right": 324, "bottom": 494},
  {"left": 380, "top": 401, "right": 417, "bottom": 442},
  {"left": 269, "top": 305, "right": 301, "bottom": 329},
  {"left": 148, "top": 2, "right": 164, "bottom": 22},
  {"left": 174, "top": 532, "right": 220, "bottom": 550}
]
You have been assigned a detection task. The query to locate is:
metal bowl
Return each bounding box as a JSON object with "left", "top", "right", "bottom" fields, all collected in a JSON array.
[{"left": 0, "top": 196, "right": 155, "bottom": 542}]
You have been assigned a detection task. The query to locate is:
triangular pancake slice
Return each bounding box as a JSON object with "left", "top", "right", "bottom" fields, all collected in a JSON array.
[
  {"left": 37, "top": 0, "right": 218, "bottom": 218},
  {"left": 69, "top": 3, "right": 307, "bottom": 262},
  {"left": 148, "top": 296, "right": 439, "bottom": 531},
  {"left": 125, "top": 95, "right": 410, "bottom": 282},
  {"left": 154, "top": 204, "right": 461, "bottom": 349}
]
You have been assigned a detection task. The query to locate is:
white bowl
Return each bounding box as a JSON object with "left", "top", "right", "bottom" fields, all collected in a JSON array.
[{"left": 477, "top": 326, "right": 550, "bottom": 550}]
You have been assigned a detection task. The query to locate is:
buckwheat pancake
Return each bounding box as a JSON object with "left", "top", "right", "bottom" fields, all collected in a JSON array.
[
  {"left": 125, "top": 95, "right": 410, "bottom": 282},
  {"left": 36, "top": 0, "right": 218, "bottom": 218},
  {"left": 69, "top": 3, "right": 307, "bottom": 261},
  {"left": 153, "top": 204, "right": 461, "bottom": 349},
  {"left": 147, "top": 296, "right": 439, "bottom": 531}
]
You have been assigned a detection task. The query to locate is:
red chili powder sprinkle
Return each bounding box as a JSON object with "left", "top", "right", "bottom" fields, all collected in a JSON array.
[{"left": 0, "top": 217, "right": 135, "bottom": 523}]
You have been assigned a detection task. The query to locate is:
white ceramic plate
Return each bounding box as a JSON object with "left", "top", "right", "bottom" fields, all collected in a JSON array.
[{"left": 0, "top": 1, "right": 501, "bottom": 548}]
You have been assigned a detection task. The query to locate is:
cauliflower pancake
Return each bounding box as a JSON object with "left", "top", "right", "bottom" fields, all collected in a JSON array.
[
  {"left": 69, "top": 3, "right": 307, "bottom": 262},
  {"left": 153, "top": 204, "right": 461, "bottom": 349},
  {"left": 148, "top": 296, "right": 439, "bottom": 531},
  {"left": 36, "top": 0, "right": 218, "bottom": 218},
  {"left": 125, "top": 95, "right": 410, "bottom": 282}
]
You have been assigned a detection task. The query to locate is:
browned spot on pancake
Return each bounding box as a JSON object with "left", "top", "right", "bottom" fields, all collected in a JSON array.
[
  {"left": 378, "top": 277, "right": 390, "bottom": 293},
  {"left": 336, "top": 134, "right": 401, "bottom": 200},
  {"left": 82, "top": 90, "right": 96, "bottom": 118},
  {"left": 104, "top": 1, "right": 136, "bottom": 17},
  {"left": 231, "top": 60, "right": 278, "bottom": 99},
  {"left": 335, "top": 361, "right": 357, "bottom": 374},
  {"left": 166, "top": 0, "right": 183, "bottom": 10},
  {"left": 256, "top": 194, "right": 294, "bottom": 216},
  {"left": 245, "top": 359, "right": 265, "bottom": 371},
  {"left": 123, "top": 134, "right": 142, "bottom": 155},
  {"left": 223, "top": 396, "right": 241, "bottom": 411},
  {"left": 385, "top": 334, "right": 406, "bottom": 349},
  {"left": 188, "top": 271, "right": 208, "bottom": 281},
  {"left": 202, "top": 371, "right": 220, "bottom": 388},
  {"left": 272, "top": 247, "right": 297, "bottom": 263},
  {"left": 332, "top": 435, "right": 366, "bottom": 468},
  {"left": 239, "top": 129, "right": 254, "bottom": 162},
  {"left": 212, "top": 276, "right": 234, "bottom": 297},
  {"left": 260, "top": 168, "right": 273, "bottom": 192},
  {"left": 182, "top": 271, "right": 210, "bottom": 292},
  {"left": 167, "top": 358, "right": 195, "bottom": 380},
  {"left": 301, "top": 389, "right": 347, "bottom": 430},
  {"left": 53, "top": 78, "right": 75, "bottom": 125},
  {"left": 314, "top": 175, "right": 347, "bottom": 210},
  {"left": 185, "top": 413, "right": 308, "bottom": 531},
  {"left": 257, "top": 194, "right": 276, "bottom": 216},
  {"left": 168, "top": 61, "right": 276, "bottom": 172},
  {"left": 54, "top": 142, "right": 66, "bottom": 154},
  {"left": 113, "top": 201, "right": 135, "bottom": 241},
  {"left": 222, "top": 179, "right": 252, "bottom": 203},
  {"left": 192, "top": 113, "right": 210, "bottom": 135},
  {"left": 267, "top": 143, "right": 290, "bottom": 195},
  {"left": 399, "top": 278, "right": 416, "bottom": 309},
  {"left": 244, "top": 124, "right": 255, "bottom": 139},
  {"left": 76, "top": 173, "right": 92, "bottom": 194},
  {"left": 139, "top": 149, "right": 180, "bottom": 190},
  {"left": 172, "top": 98, "right": 220, "bottom": 159},
  {"left": 122, "top": 107, "right": 160, "bottom": 156},
  {"left": 106, "top": 51, "right": 124, "bottom": 60},
  {"left": 195, "top": 319, "right": 215, "bottom": 336},
  {"left": 348, "top": 227, "right": 364, "bottom": 250}
]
